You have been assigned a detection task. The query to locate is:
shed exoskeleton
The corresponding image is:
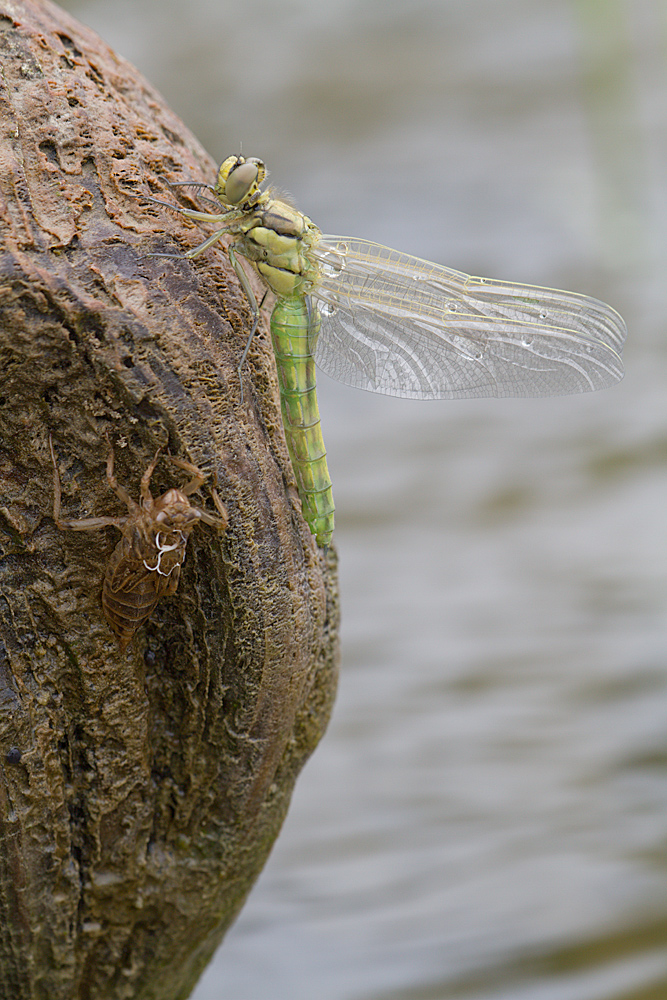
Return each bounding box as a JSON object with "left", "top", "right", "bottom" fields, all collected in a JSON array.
[{"left": 49, "top": 436, "right": 227, "bottom": 651}]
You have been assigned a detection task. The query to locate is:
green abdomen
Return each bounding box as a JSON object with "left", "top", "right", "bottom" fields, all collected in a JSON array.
[{"left": 270, "top": 295, "right": 334, "bottom": 548}]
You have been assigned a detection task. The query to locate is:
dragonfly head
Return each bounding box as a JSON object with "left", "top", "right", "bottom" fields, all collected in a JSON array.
[{"left": 214, "top": 155, "right": 266, "bottom": 208}]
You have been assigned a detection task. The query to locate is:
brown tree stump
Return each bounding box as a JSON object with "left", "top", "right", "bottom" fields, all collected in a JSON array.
[{"left": 0, "top": 1, "right": 340, "bottom": 997}]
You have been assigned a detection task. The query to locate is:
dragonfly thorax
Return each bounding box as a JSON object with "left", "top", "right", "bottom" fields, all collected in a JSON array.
[{"left": 233, "top": 197, "right": 322, "bottom": 298}]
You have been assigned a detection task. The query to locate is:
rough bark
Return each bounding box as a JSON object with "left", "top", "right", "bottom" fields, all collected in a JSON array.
[{"left": 0, "top": 2, "right": 340, "bottom": 998}]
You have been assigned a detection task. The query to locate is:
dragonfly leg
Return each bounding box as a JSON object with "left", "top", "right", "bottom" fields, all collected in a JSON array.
[
  {"left": 141, "top": 193, "right": 231, "bottom": 225},
  {"left": 167, "top": 181, "right": 218, "bottom": 196},
  {"left": 142, "top": 227, "right": 230, "bottom": 263},
  {"left": 165, "top": 181, "right": 224, "bottom": 213},
  {"left": 49, "top": 434, "right": 128, "bottom": 531},
  {"left": 137, "top": 446, "right": 164, "bottom": 511},
  {"left": 169, "top": 457, "right": 206, "bottom": 496},
  {"left": 183, "top": 228, "right": 229, "bottom": 259},
  {"left": 229, "top": 245, "right": 268, "bottom": 403},
  {"left": 104, "top": 436, "right": 142, "bottom": 515}
]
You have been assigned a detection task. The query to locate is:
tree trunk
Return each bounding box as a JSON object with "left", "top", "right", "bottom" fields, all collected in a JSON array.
[{"left": 0, "top": 1, "right": 340, "bottom": 997}]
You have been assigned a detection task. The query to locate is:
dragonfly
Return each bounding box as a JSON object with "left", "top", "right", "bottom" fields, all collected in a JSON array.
[{"left": 145, "top": 155, "right": 627, "bottom": 549}]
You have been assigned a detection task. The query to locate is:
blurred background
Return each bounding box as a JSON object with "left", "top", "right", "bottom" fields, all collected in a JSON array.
[{"left": 58, "top": 1, "right": 667, "bottom": 997}]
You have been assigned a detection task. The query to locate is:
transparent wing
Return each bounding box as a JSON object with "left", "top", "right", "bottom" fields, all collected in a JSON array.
[{"left": 310, "top": 237, "right": 626, "bottom": 399}]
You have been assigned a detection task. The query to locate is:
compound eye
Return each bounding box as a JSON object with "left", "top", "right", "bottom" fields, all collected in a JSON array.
[
  {"left": 245, "top": 157, "right": 267, "bottom": 186},
  {"left": 225, "top": 160, "right": 260, "bottom": 205},
  {"left": 215, "top": 155, "right": 240, "bottom": 199}
]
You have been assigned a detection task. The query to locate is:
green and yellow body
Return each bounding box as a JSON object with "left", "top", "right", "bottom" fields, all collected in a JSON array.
[
  {"left": 269, "top": 296, "right": 334, "bottom": 548},
  {"left": 155, "top": 155, "right": 337, "bottom": 546},
  {"left": 219, "top": 171, "right": 336, "bottom": 548}
]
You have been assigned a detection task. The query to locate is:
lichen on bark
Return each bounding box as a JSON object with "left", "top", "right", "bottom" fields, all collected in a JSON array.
[{"left": 0, "top": 1, "right": 340, "bottom": 997}]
